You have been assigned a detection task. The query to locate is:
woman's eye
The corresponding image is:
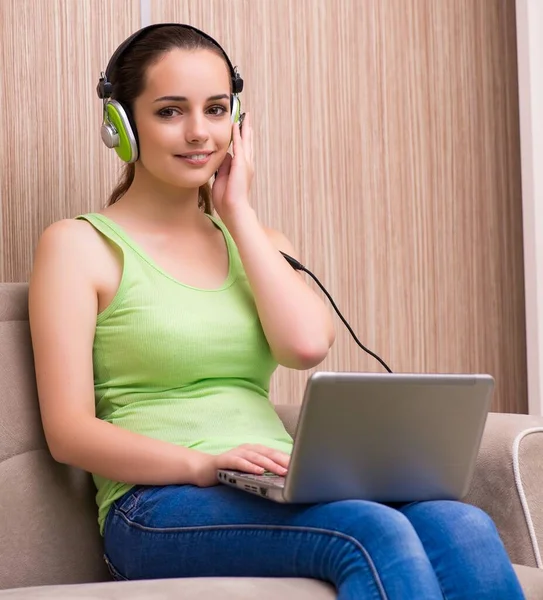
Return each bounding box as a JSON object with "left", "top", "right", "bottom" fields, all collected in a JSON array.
[
  {"left": 207, "top": 105, "right": 228, "bottom": 116},
  {"left": 157, "top": 107, "right": 180, "bottom": 119}
]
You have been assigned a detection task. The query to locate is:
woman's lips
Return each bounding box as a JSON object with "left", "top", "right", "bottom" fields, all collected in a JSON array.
[{"left": 175, "top": 152, "right": 214, "bottom": 166}]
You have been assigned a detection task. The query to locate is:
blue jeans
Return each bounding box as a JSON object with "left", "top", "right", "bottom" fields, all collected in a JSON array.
[{"left": 103, "top": 484, "right": 525, "bottom": 599}]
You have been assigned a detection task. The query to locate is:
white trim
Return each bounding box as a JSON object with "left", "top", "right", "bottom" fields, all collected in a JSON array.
[
  {"left": 140, "top": 0, "right": 151, "bottom": 28},
  {"left": 516, "top": 0, "right": 543, "bottom": 415},
  {"left": 512, "top": 428, "right": 543, "bottom": 567}
]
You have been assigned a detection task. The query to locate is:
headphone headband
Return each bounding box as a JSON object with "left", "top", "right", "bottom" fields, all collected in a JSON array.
[{"left": 96, "top": 23, "right": 244, "bottom": 100}]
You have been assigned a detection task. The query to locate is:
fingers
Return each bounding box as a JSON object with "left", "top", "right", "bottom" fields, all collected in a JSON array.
[
  {"left": 219, "top": 445, "right": 290, "bottom": 476},
  {"left": 232, "top": 112, "right": 252, "bottom": 164},
  {"left": 242, "top": 450, "right": 289, "bottom": 475},
  {"left": 223, "top": 457, "right": 266, "bottom": 475},
  {"left": 216, "top": 152, "right": 232, "bottom": 178},
  {"left": 232, "top": 120, "right": 243, "bottom": 159},
  {"left": 244, "top": 112, "right": 253, "bottom": 164},
  {"left": 249, "top": 444, "right": 290, "bottom": 469}
]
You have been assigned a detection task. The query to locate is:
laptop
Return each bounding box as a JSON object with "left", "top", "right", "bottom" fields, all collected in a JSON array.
[{"left": 217, "top": 371, "right": 494, "bottom": 504}]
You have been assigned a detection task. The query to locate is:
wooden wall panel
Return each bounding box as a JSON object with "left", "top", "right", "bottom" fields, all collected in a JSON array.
[
  {"left": 150, "top": 0, "right": 526, "bottom": 412},
  {"left": 0, "top": 0, "right": 140, "bottom": 281},
  {"left": 0, "top": 0, "right": 526, "bottom": 413}
]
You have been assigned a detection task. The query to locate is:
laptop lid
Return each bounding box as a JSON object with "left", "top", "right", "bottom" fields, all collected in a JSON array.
[{"left": 282, "top": 372, "right": 494, "bottom": 504}]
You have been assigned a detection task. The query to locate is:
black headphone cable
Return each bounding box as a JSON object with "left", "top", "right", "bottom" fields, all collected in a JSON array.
[{"left": 280, "top": 251, "right": 393, "bottom": 374}]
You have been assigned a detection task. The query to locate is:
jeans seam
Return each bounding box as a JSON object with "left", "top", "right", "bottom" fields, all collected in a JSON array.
[
  {"left": 103, "top": 552, "right": 129, "bottom": 581},
  {"left": 113, "top": 507, "right": 389, "bottom": 599}
]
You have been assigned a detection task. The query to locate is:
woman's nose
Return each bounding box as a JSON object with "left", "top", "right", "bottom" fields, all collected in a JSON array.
[{"left": 184, "top": 112, "right": 209, "bottom": 143}]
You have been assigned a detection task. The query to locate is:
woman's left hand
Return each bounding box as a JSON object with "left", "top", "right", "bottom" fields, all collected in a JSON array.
[{"left": 212, "top": 112, "right": 254, "bottom": 220}]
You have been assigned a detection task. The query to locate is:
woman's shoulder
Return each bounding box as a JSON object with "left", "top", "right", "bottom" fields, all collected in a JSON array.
[
  {"left": 41, "top": 216, "right": 96, "bottom": 236},
  {"left": 33, "top": 217, "right": 111, "bottom": 273}
]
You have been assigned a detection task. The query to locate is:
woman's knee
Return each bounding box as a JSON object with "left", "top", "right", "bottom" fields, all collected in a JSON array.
[
  {"left": 313, "top": 500, "right": 422, "bottom": 550},
  {"left": 402, "top": 500, "right": 500, "bottom": 546},
  {"left": 313, "top": 501, "right": 442, "bottom": 596}
]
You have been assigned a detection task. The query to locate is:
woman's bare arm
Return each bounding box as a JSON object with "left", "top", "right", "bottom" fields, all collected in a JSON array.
[
  {"left": 29, "top": 219, "right": 208, "bottom": 484},
  {"left": 225, "top": 209, "right": 336, "bottom": 370}
]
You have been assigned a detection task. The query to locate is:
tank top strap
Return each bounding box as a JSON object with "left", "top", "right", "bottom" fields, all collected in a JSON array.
[
  {"left": 205, "top": 213, "right": 245, "bottom": 278},
  {"left": 75, "top": 213, "right": 138, "bottom": 253}
]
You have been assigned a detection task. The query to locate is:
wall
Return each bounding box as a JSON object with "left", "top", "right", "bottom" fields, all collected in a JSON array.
[
  {"left": 516, "top": 0, "right": 543, "bottom": 415},
  {"left": 0, "top": 0, "right": 527, "bottom": 412}
]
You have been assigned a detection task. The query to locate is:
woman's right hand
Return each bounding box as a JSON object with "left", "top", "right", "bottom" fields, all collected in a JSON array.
[{"left": 192, "top": 444, "right": 291, "bottom": 488}]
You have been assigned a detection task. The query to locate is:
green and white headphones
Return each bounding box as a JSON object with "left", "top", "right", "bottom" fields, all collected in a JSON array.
[{"left": 96, "top": 23, "right": 243, "bottom": 163}]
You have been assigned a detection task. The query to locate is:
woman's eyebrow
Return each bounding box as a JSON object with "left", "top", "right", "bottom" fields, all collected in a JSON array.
[{"left": 153, "top": 94, "right": 229, "bottom": 103}]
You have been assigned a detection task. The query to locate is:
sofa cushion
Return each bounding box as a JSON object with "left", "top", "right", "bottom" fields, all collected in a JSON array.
[
  {"left": 0, "top": 577, "right": 335, "bottom": 599},
  {"left": 0, "top": 284, "right": 109, "bottom": 590},
  {"left": 513, "top": 565, "right": 543, "bottom": 600},
  {"left": 0, "top": 450, "right": 109, "bottom": 589},
  {"left": 0, "top": 566, "right": 542, "bottom": 599},
  {"left": 463, "top": 413, "right": 543, "bottom": 568}
]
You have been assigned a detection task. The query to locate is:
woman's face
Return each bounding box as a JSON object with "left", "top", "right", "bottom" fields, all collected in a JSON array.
[{"left": 133, "top": 48, "right": 233, "bottom": 189}]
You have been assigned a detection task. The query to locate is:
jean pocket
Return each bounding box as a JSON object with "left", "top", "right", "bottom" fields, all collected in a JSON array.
[
  {"left": 103, "top": 553, "right": 129, "bottom": 581},
  {"left": 114, "top": 485, "right": 148, "bottom": 517}
]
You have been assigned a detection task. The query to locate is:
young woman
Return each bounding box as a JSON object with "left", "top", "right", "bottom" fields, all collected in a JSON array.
[{"left": 28, "top": 24, "right": 524, "bottom": 599}]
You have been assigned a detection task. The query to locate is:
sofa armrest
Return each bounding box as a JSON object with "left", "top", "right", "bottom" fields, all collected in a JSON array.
[
  {"left": 275, "top": 405, "right": 543, "bottom": 569},
  {"left": 463, "top": 412, "right": 543, "bottom": 568}
]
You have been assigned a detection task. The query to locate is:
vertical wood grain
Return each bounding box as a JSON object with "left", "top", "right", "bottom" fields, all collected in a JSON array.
[
  {"left": 0, "top": 0, "right": 526, "bottom": 413},
  {"left": 0, "top": 0, "right": 140, "bottom": 281}
]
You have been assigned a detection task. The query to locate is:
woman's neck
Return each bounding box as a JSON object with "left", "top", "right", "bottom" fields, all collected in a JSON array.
[{"left": 108, "top": 165, "right": 208, "bottom": 230}]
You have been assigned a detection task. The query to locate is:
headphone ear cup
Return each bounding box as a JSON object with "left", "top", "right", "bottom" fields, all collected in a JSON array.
[
  {"left": 231, "top": 95, "right": 241, "bottom": 125},
  {"left": 101, "top": 100, "right": 139, "bottom": 163}
]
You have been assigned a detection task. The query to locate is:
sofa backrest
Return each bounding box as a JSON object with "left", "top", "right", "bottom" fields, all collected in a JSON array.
[{"left": 0, "top": 283, "right": 109, "bottom": 590}]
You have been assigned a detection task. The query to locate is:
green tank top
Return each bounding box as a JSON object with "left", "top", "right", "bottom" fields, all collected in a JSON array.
[{"left": 76, "top": 213, "right": 293, "bottom": 534}]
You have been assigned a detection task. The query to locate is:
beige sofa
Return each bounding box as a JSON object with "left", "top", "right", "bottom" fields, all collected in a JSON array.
[{"left": 1, "top": 282, "right": 543, "bottom": 599}]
